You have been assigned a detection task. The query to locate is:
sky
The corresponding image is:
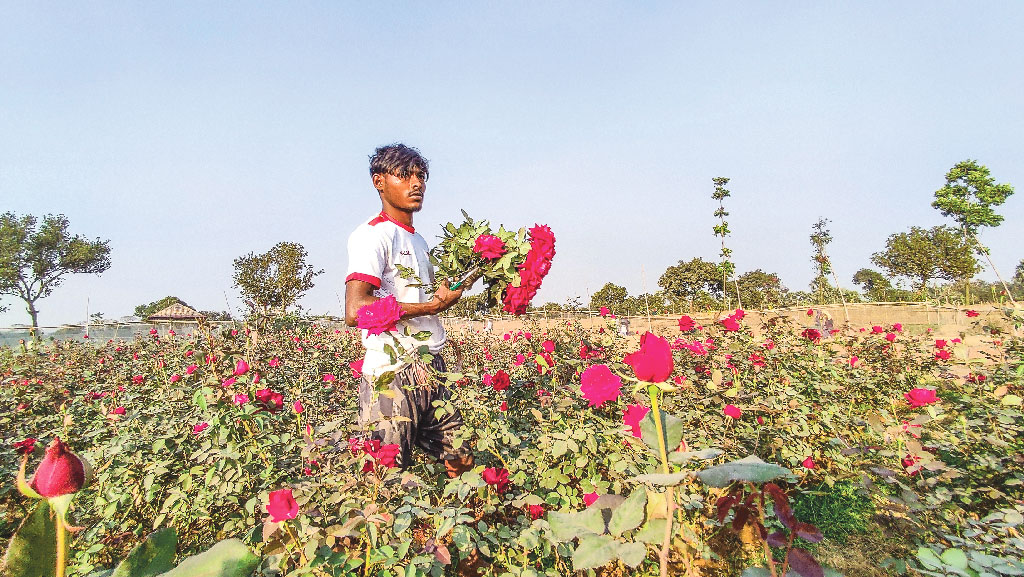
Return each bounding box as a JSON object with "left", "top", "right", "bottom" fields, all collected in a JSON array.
[{"left": 2, "top": 2, "right": 1023, "bottom": 327}]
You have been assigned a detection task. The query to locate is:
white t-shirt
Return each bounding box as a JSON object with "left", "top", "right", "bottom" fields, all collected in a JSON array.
[{"left": 346, "top": 211, "right": 447, "bottom": 378}]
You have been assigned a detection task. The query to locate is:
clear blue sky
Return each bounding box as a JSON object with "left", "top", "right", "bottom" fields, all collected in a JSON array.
[{"left": 2, "top": 2, "right": 1022, "bottom": 326}]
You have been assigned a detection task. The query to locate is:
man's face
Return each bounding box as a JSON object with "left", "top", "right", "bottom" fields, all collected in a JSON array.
[{"left": 374, "top": 168, "right": 426, "bottom": 213}]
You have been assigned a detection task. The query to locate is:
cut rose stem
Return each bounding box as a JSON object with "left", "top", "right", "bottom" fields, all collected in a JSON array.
[
  {"left": 648, "top": 385, "right": 681, "bottom": 577},
  {"left": 55, "top": 511, "right": 67, "bottom": 577}
]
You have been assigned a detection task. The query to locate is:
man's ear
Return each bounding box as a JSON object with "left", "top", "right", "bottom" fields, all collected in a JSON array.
[{"left": 372, "top": 173, "right": 385, "bottom": 192}]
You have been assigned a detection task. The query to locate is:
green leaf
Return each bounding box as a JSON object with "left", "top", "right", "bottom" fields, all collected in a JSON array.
[
  {"left": 639, "top": 410, "right": 685, "bottom": 454},
  {"left": 616, "top": 541, "right": 647, "bottom": 568},
  {"left": 916, "top": 547, "right": 943, "bottom": 569},
  {"left": 111, "top": 528, "right": 177, "bottom": 577},
  {"left": 696, "top": 455, "right": 793, "bottom": 488},
  {"left": 608, "top": 489, "right": 647, "bottom": 536},
  {"left": 668, "top": 448, "right": 724, "bottom": 464},
  {"left": 1, "top": 503, "right": 57, "bottom": 577},
  {"left": 153, "top": 539, "right": 258, "bottom": 577},
  {"left": 939, "top": 548, "right": 969, "bottom": 570},
  {"left": 548, "top": 508, "right": 606, "bottom": 542},
  {"left": 633, "top": 519, "right": 668, "bottom": 544},
  {"left": 630, "top": 472, "right": 692, "bottom": 487},
  {"left": 571, "top": 534, "right": 617, "bottom": 570}
]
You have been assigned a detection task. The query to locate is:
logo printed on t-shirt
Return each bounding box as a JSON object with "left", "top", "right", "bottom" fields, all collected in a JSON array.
[{"left": 400, "top": 250, "right": 411, "bottom": 256}]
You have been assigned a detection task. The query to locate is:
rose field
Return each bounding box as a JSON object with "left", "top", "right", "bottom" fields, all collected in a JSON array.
[{"left": 2, "top": 307, "right": 1023, "bottom": 577}]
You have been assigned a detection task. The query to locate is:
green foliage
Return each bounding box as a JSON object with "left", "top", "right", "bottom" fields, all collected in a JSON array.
[
  {"left": 589, "top": 282, "right": 629, "bottom": 313},
  {"left": 735, "top": 269, "right": 788, "bottom": 309},
  {"left": 658, "top": 257, "right": 723, "bottom": 310},
  {"left": 232, "top": 241, "right": 322, "bottom": 316},
  {"left": 134, "top": 297, "right": 190, "bottom": 320},
  {"left": 1, "top": 503, "right": 57, "bottom": 577},
  {"left": 3, "top": 308, "right": 1023, "bottom": 576},
  {"left": 932, "top": 159, "right": 1014, "bottom": 237},
  {"left": 871, "top": 225, "right": 979, "bottom": 292},
  {"left": 791, "top": 482, "right": 874, "bottom": 543},
  {"left": 430, "top": 211, "right": 532, "bottom": 309},
  {"left": 0, "top": 212, "right": 112, "bottom": 330}
]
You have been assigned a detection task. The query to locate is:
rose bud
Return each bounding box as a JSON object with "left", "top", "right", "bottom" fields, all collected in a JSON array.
[{"left": 30, "top": 438, "right": 87, "bottom": 498}]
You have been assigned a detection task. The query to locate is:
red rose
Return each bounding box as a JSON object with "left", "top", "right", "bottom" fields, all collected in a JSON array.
[
  {"left": 677, "top": 316, "right": 695, "bottom": 331},
  {"left": 350, "top": 359, "right": 364, "bottom": 379},
  {"left": 802, "top": 456, "right": 815, "bottom": 469},
  {"left": 579, "top": 364, "right": 622, "bottom": 408},
  {"left": 904, "top": 388, "right": 938, "bottom": 407},
  {"left": 357, "top": 295, "right": 403, "bottom": 336},
  {"left": 266, "top": 488, "right": 299, "bottom": 522},
  {"left": 13, "top": 437, "right": 37, "bottom": 455},
  {"left": 255, "top": 388, "right": 284, "bottom": 412},
  {"left": 529, "top": 504, "right": 545, "bottom": 520},
  {"left": 491, "top": 369, "right": 511, "bottom": 391},
  {"left": 622, "top": 404, "right": 649, "bottom": 438},
  {"left": 482, "top": 467, "right": 510, "bottom": 494},
  {"left": 472, "top": 234, "right": 507, "bottom": 259},
  {"left": 583, "top": 492, "right": 599, "bottom": 507},
  {"left": 599, "top": 307, "right": 610, "bottom": 317},
  {"left": 30, "top": 437, "right": 87, "bottom": 498},
  {"left": 723, "top": 404, "right": 742, "bottom": 420},
  {"left": 801, "top": 328, "right": 822, "bottom": 343},
  {"left": 233, "top": 359, "right": 250, "bottom": 376},
  {"left": 720, "top": 317, "right": 740, "bottom": 332},
  {"left": 623, "top": 332, "right": 673, "bottom": 383},
  {"left": 966, "top": 310, "right": 979, "bottom": 317},
  {"left": 542, "top": 339, "right": 555, "bottom": 353}
]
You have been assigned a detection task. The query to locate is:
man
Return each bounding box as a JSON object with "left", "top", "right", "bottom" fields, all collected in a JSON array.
[{"left": 344, "top": 143, "right": 475, "bottom": 478}]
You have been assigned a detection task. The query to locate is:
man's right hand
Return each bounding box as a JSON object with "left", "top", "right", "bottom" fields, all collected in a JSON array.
[{"left": 432, "top": 282, "right": 464, "bottom": 314}]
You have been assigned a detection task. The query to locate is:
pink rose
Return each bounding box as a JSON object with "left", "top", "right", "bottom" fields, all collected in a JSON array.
[
  {"left": 904, "top": 388, "right": 938, "bottom": 407},
  {"left": 233, "top": 359, "right": 250, "bottom": 376},
  {"left": 30, "top": 438, "right": 87, "bottom": 498},
  {"left": 677, "top": 316, "right": 695, "bottom": 331},
  {"left": 491, "top": 370, "right": 511, "bottom": 391},
  {"left": 623, "top": 332, "right": 673, "bottom": 383},
  {"left": 472, "top": 234, "right": 507, "bottom": 259},
  {"left": 579, "top": 365, "right": 622, "bottom": 408},
  {"left": 266, "top": 488, "right": 299, "bottom": 522},
  {"left": 357, "top": 295, "right": 403, "bottom": 336},
  {"left": 623, "top": 404, "right": 649, "bottom": 438},
  {"left": 583, "top": 492, "right": 599, "bottom": 507},
  {"left": 723, "top": 404, "right": 742, "bottom": 420}
]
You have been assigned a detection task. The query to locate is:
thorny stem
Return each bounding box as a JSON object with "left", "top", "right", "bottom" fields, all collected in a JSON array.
[
  {"left": 648, "top": 385, "right": 677, "bottom": 577},
  {"left": 283, "top": 520, "right": 309, "bottom": 567},
  {"left": 752, "top": 486, "right": 778, "bottom": 577}
]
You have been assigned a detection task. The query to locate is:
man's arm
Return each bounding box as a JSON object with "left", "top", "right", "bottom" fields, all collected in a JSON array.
[{"left": 344, "top": 280, "right": 465, "bottom": 327}]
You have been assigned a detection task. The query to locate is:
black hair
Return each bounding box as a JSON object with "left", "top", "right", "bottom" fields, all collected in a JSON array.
[{"left": 369, "top": 143, "right": 429, "bottom": 181}]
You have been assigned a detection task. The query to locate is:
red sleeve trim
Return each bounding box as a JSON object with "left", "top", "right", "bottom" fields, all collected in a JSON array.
[{"left": 345, "top": 273, "right": 381, "bottom": 288}]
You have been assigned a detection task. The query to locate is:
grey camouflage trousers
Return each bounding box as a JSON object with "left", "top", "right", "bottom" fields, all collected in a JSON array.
[{"left": 357, "top": 356, "right": 468, "bottom": 467}]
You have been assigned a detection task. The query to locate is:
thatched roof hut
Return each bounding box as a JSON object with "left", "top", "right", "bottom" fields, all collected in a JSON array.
[{"left": 147, "top": 303, "right": 205, "bottom": 322}]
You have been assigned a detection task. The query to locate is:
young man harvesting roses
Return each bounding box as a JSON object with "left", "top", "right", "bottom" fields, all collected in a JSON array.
[{"left": 344, "top": 143, "right": 475, "bottom": 479}]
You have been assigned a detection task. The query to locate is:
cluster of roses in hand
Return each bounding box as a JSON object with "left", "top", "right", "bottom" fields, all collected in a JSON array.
[{"left": 501, "top": 224, "right": 555, "bottom": 315}]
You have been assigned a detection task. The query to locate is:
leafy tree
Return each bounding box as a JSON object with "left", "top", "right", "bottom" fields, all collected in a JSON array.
[
  {"left": 135, "top": 296, "right": 191, "bottom": 319},
  {"left": 0, "top": 213, "right": 112, "bottom": 334},
  {"left": 871, "top": 226, "right": 978, "bottom": 293},
  {"left": 711, "top": 177, "right": 740, "bottom": 307},
  {"left": 932, "top": 159, "right": 1015, "bottom": 304},
  {"left": 735, "top": 269, "right": 787, "bottom": 310},
  {"left": 1015, "top": 259, "right": 1024, "bottom": 286},
  {"left": 199, "top": 310, "right": 234, "bottom": 321},
  {"left": 442, "top": 293, "right": 493, "bottom": 318},
  {"left": 232, "top": 242, "right": 323, "bottom": 316},
  {"left": 809, "top": 218, "right": 835, "bottom": 303},
  {"left": 852, "top": 268, "right": 894, "bottom": 301},
  {"left": 658, "top": 257, "right": 723, "bottom": 311},
  {"left": 589, "top": 282, "right": 629, "bottom": 312}
]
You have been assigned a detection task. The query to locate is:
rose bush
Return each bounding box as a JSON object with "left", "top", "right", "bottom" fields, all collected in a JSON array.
[{"left": 0, "top": 308, "right": 1021, "bottom": 576}]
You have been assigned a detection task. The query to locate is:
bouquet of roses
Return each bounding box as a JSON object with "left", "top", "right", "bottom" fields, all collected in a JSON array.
[{"left": 431, "top": 211, "right": 555, "bottom": 315}]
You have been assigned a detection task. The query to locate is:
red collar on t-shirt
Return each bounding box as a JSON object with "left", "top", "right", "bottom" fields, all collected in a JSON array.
[{"left": 368, "top": 210, "right": 415, "bottom": 234}]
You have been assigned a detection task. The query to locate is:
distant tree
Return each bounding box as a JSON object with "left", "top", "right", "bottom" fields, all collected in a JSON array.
[
  {"left": 442, "top": 293, "right": 492, "bottom": 318},
  {"left": 711, "top": 177, "right": 741, "bottom": 308},
  {"left": 852, "top": 268, "right": 894, "bottom": 301},
  {"left": 658, "top": 257, "right": 723, "bottom": 311},
  {"left": 735, "top": 269, "right": 787, "bottom": 310},
  {"left": 199, "top": 310, "right": 234, "bottom": 321},
  {"left": 932, "top": 159, "right": 1015, "bottom": 304},
  {"left": 135, "top": 296, "right": 191, "bottom": 319},
  {"left": 0, "top": 213, "right": 112, "bottom": 334},
  {"left": 589, "top": 282, "right": 629, "bottom": 312},
  {"left": 233, "top": 242, "right": 323, "bottom": 316},
  {"left": 871, "top": 226, "right": 978, "bottom": 294},
  {"left": 809, "top": 218, "right": 838, "bottom": 304},
  {"left": 1015, "top": 259, "right": 1024, "bottom": 285}
]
